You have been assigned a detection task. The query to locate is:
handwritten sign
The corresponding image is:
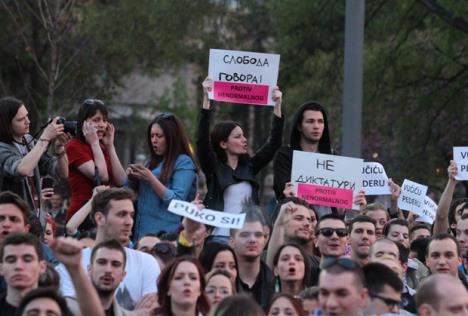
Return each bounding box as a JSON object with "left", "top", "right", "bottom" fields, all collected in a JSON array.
[
  {"left": 168, "top": 200, "right": 246, "bottom": 229},
  {"left": 208, "top": 49, "right": 280, "bottom": 106},
  {"left": 361, "top": 162, "right": 391, "bottom": 195},
  {"left": 291, "top": 151, "right": 363, "bottom": 210},
  {"left": 415, "top": 196, "right": 437, "bottom": 224},
  {"left": 397, "top": 179, "right": 428, "bottom": 213},
  {"left": 454, "top": 147, "right": 468, "bottom": 181}
]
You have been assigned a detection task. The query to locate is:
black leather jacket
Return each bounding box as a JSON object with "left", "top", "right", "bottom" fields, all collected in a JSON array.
[{"left": 197, "top": 108, "right": 283, "bottom": 211}]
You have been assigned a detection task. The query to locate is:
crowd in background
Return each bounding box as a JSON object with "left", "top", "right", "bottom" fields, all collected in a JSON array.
[{"left": 0, "top": 77, "right": 467, "bottom": 316}]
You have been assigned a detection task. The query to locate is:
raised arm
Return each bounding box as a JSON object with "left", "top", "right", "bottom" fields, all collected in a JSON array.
[
  {"left": 197, "top": 77, "right": 217, "bottom": 176},
  {"left": 433, "top": 160, "right": 458, "bottom": 234},
  {"left": 51, "top": 237, "right": 105, "bottom": 316},
  {"left": 266, "top": 201, "right": 295, "bottom": 270},
  {"left": 251, "top": 86, "right": 284, "bottom": 174}
]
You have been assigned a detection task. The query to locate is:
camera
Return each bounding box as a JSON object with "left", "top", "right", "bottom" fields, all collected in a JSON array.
[{"left": 57, "top": 117, "right": 77, "bottom": 136}]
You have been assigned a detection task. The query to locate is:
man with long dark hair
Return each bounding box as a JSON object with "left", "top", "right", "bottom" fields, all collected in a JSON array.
[{"left": 0, "top": 97, "right": 68, "bottom": 213}]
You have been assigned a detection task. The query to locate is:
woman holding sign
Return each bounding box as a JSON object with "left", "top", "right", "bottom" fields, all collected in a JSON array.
[
  {"left": 126, "top": 113, "right": 197, "bottom": 240},
  {"left": 198, "top": 77, "right": 283, "bottom": 243}
]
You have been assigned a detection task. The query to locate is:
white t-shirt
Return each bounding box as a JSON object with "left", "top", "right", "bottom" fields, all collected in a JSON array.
[
  {"left": 212, "top": 181, "right": 252, "bottom": 237},
  {"left": 55, "top": 247, "right": 160, "bottom": 310}
]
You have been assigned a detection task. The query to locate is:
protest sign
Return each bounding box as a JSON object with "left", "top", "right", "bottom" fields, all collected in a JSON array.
[
  {"left": 361, "top": 162, "right": 391, "bottom": 195},
  {"left": 168, "top": 200, "right": 246, "bottom": 229},
  {"left": 397, "top": 179, "right": 428, "bottom": 213},
  {"left": 208, "top": 49, "right": 280, "bottom": 106},
  {"left": 453, "top": 147, "right": 468, "bottom": 180},
  {"left": 415, "top": 196, "right": 437, "bottom": 224},
  {"left": 291, "top": 151, "right": 363, "bottom": 210}
]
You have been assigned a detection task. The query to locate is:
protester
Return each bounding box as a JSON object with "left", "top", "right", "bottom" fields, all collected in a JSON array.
[
  {"left": 273, "top": 101, "right": 332, "bottom": 204},
  {"left": 383, "top": 218, "right": 410, "bottom": 248},
  {"left": 16, "top": 287, "right": 70, "bottom": 316},
  {"left": 135, "top": 233, "right": 161, "bottom": 253},
  {"left": 198, "top": 77, "right": 283, "bottom": 243},
  {"left": 229, "top": 205, "right": 274, "bottom": 309},
  {"left": 416, "top": 273, "right": 468, "bottom": 316},
  {"left": 363, "top": 262, "right": 403, "bottom": 315},
  {"left": 409, "top": 223, "right": 431, "bottom": 243},
  {"left": 314, "top": 214, "right": 347, "bottom": 263},
  {"left": 433, "top": 160, "right": 468, "bottom": 235},
  {"left": 127, "top": 112, "right": 197, "bottom": 239},
  {"left": 66, "top": 99, "right": 126, "bottom": 230},
  {"left": 0, "top": 233, "right": 46, "bottom": 315},
  {"left": 425, "top": 233, "right": 463, "bottom": 280},
  {"left": 0, "top": 191, "right": 57, "bottom": 265},
  {"left": 154, "top": 257, "right": 210, "bottom": 316},
  {"left": 0, "top": 97, "right": 69, "bottom": 213},
  {"left": 456, "top": 213, "right": 468, "bottom": 275},
  {"left": 347, "top": 215, "right": 376, "bottom": 266},
  {"left": 204, "top": 269, "right": 236, "bottom": 307},
  {"left": 56, "top": 188, "right": 160, "bottom": 311},
  {"left": 199, "top": 242, "right": 238, "bottom": 283},
  {"left": 364, "top": 203, "right": 391, "bottom": 239},
  {"left": 318, "top": 257, "right": 368, "bottom": 316},
  {"left": 86, "top": 239, "right": 138, "bottom": 315},
  {"left": 272, "top": 243, "right": 310, "bottom": 296},
  {"left": 267, "top": 198, "right": 317, "bottom": 270},
  {"left": 266, "top": 293, "right": 304, "bottom": 316}
]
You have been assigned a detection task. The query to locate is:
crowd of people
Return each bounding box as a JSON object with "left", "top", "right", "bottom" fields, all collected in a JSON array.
[{"left": 0, "top": 77, "right": 467, "bottom": 316}]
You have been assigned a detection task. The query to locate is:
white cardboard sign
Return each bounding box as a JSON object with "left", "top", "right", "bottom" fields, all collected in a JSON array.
[
  {"left": 208, "top": 49, "right": 280, "bottom": 106},
  {"left": 397, "top": 179, "right": 428, "bottom": 213},
  {"left": 415, "top": 196, "right": 437, "bottom": 224},
  {"left": 453, "top": 147, "right": 468, "bottom": 180},
  {"left": 291, "top": 151, "right": 363, "bottom": 210},
  {"left": 168, "top": 200, "right": 246, "bottom": 229},
  {"left": 361, "top": 162, "right": 391, "bottom": 195}
]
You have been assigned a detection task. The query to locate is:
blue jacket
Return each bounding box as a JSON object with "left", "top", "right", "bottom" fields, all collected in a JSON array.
[{"left": 128, "top": 154, "right": 197, "bottom": 240}]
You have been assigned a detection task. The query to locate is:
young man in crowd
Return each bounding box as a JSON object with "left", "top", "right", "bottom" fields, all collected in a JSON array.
[
  {"left": 0, "top": 191, "right": 57, "bottom": 295},
  {"left": 425, "top": 233, "right": 466, "bottom": 285},
  {"left": 363, "top": 262, "right": 403, "bottom": 315},
  {"left": 409, "top": 223, "right": 431, "bottom": 243},
  {"left": 266, "top": 197, "right": 318, "bottom": 269},
  {"left": 56, "top": 188, "right": 160, "bottom": 311},
  {"left": 0, "top": 233, "right": 46, "bottom": 315},
  {"left": 318, "top": 257, "right": 368, "bottom": 316},
  {"left": 416, "top": 273, "right": 468, "bottom": 316},
  {"left": 88, "top": 240, "right": 129, "bottom": 314},
  {"left": 230, "top": 205, "right": 274, "bottom": 310},
  {"left": 348, "top": 215, "right": 376, "bottom": 266},
  {"left": 315, "top": 214, "right": 348, "bottom": 263}
]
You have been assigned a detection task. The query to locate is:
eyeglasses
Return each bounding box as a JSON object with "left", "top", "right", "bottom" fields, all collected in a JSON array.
[
  {"left": 83, "top": 98, "right": 104, "bottom": 106},
  {"left": 317, "top": 227, "right": 347, "bottom": 237},
  {"left": 369, "top": 293, "right": 401, "bottom": 311},
  {"left": 321, "top": 257, "right": 360, "bottom": 270}
]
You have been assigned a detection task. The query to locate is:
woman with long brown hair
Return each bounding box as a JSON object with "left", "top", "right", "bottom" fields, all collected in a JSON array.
[
  {"left": 155, "top": 257, "right": 210, "bottom": 316},
  {"left": 127, "top": 112, "right": 197, "bottom": 239}
]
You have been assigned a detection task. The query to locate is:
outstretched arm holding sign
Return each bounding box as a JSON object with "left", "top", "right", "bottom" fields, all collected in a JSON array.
[{"left": 434, "top": 160, "right": 458, "bottom": 234}]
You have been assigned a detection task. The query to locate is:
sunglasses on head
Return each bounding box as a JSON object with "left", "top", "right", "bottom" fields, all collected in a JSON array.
[
  {"left": 321, "top": 257, "right": 359, "bottom": 270},
  {"left": 155, "top": 112, "right": 175, "bottom": 120},
  {"left": 318, "top": 227, "right": 347, "bottom": 237},
  {"left": 83, "top": 98, "right": 104, "bottom": 106}
]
